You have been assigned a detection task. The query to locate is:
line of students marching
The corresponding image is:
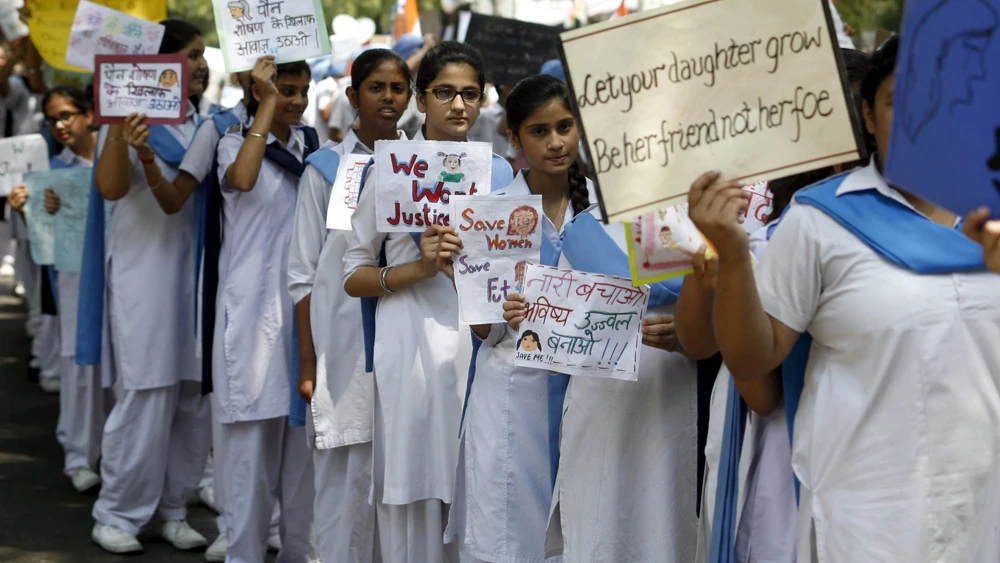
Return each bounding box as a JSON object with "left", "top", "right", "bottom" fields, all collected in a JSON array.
[{"left": 9, "top": 15, "right": 1000, "bottom": 563}]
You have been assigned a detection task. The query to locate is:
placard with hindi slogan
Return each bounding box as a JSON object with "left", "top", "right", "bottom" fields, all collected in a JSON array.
[
  {"left": 213, "top": 0, "right": 331, "bottom": 73},
  {"left": 65, "top": 1, "right": 166, "bottom": 72},
  {"left": 94, "top": 55, "right": 188, "bottom": 125},
  {"left": 559, "top": 0, "right": 866, "bottom": 223},
  {"left": 513, "top": 263, "right": 649, "bottom": 381}
]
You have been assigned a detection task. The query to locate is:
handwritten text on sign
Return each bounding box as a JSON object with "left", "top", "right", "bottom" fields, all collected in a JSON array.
[
  {"left": 24, "top": 173, "right": 55, "bottom": 266},
  {"left": 374, "top": 140, "right": 493, "bottom": 233},
  {"left": 451, "top": 195, "right": 543, "bottom": 324},
  {"left": 514, "top": 263, "right": 649, "bottom": 380},
  {"left": 560, "top": 0, "right": 864, "bottom": 222},
  {"left": 0, "top": 134, "right": 49, "bottom": 196},
  {"left": 213, "top": 0, "right": 331, "bottom": 72},
  {"left": 66, "top": 1, "right": 165, "bottom": 72},
  {"left": 95, "top": 55, "right": 188, "bottom": 125},
  {"left": 326, "top": 153, "right": 372, "bottom": 231},
  {"left": 50, "top": 168, "right": 95, "bottom": 274}
]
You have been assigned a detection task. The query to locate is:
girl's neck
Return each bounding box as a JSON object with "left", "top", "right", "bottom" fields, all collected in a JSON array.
[
  {"left": 526, "top": 168, "right": 569, "bottom": 226},
  {"left": 423, "top": 124, "right": 466, "bottom": 143},
  {"left": 71, "top": 132, "right": 97, "bottom": 162},
  {"left": 356, "top": 122, "right": 398, "bottom": 151},
  {"left": 270, "top": 121, "right": 291, "bottom": 145}
]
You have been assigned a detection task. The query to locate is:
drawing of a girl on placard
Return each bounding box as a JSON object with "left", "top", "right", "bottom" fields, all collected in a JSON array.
[
  {"left": 507, "top": 205, "right": 539, "bottom": 239},
  {"left": 228, "top": 0, "right": 253, "bottom": 22},
  {"left": 658, "top": 225, "right": 699, "bottom": 259},
  {"left": 517, "top": 330, "right": 542, "bottom": 353},
  {"left": 438, "top": 152, "right": 467, "bottom": 183},
  {"left": 514, "top": 260, "right": 528, "bottom": 293},
  {"left": 159, "top": 69, "right": 179, "bottom": 90}
]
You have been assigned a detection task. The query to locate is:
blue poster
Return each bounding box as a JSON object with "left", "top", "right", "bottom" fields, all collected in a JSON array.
[
  {"left": 885, "top": 0, "right": 1000, "bottom": 216},
  {"left": 23, "top": 172, "right": 56, "bottom": 266},
  {"left": 49, "top": 168, "right": 95, "bottom": 274}
]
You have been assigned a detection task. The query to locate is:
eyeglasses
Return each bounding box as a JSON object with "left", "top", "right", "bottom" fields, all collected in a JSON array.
[
  {"left": 425, "top": 86, "right": 484, "bottom": 105},
  {"left": 44, "top": 111, "right": 81, "bottom": 128}
]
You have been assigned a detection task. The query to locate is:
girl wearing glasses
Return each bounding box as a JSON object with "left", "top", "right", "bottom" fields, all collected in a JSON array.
[
  {"left": 343, "top": 41, "right": 514, "bottom": 562},
  {"left": 288, "top": 47, "right": 413, "bottom": 563}
]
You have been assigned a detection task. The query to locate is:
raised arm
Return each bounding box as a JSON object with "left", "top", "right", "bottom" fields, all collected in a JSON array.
[{"left": 225, "top": 57, "right": 276, "bottom": 193}]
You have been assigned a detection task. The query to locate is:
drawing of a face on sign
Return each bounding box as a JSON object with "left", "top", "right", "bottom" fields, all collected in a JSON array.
[
  {"left": 228, "top": 0, "right": 253, "bottom": 22},
  {"left": 514, "top": 260, "right": 528, "bottom": 291},
  {"left": 518, "top": 330, "right": 542, "bottom": 353},
  {"left": 159, "top": 69, "right": 178, "bottom": 89},
  {"left": 507, "top": 205, "right": 539, "bottom": 239},
  {"left": 438, "top": 152, "right": 467, "bottom": 183}
]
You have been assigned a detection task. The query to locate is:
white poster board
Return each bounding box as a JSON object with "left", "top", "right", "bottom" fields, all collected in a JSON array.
[
  {"left": 560, "top": 0, "right": 865, "bottom": 223},
  {"left": 0, "top": 134, "right": 49, "bottom": 196},
  {"left": 373, "top": 140, "right": 494, "bottom": 233},
  {"left": 213, "top": 0, "right": 332, "bottom": 73},
  {"left": 50, "top": 168, "right": 94, "bottom": 274},
  {"left": 326, "top": 153, "right": 372, "bottom": 231},
  {"left": 66, "top": 1, "right": 166, "bottom": 72},
  {"left": 23, "top": 172, "right": 55, "bottom": 265},
  {"left": 513, "top": 263, "right": 649, "bottom": 380},
  {"left": 450, "top": 194, "right": 543, "bottom": 324},
  {"left": 94, "top": 54, "right": 188, "bottom": 124}
]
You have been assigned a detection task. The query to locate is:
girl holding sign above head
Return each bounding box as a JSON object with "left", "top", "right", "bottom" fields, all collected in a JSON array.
[
  {"left": 212, "top": 55, "right": 321, "bottom": 563},
  {"left": 478, "top": 74, "right": 698, "bottom": 563},
  {"left": 288, "top": 47, "right": 412, "bottom": 563},
  {"left": 84, "top": 18, "right": 212, "bottom": 555},
  {"left": 342, "top": 41, "right": 513, "bottom": 563}
]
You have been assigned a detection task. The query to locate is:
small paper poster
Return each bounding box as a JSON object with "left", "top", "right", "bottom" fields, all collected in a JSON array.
[
  {"left": 213, "top": 0, "right": 332, "bottom": 73},
  {"left": 513, "top": 263, "right": 650, "bottom": 381},
  {"left": 741, "top": 181, "right": 773, "bottom": 235},
  {"left": 450, "top": 194, "right": 543, "bottom": 324},
  {"left": 625, "top": 202, "right": 715, "bottom": 286},
  {"left": 50, "top": 167, "right": 94, "bottom": 274},
  {"left": 23, "top": 172, "right": 55, "bottom": 266},
  {"left": 94, "top": 54, "right": 188, "bottom": 125},
  {"left": 373, "top": 140, "right": 494, "bottom": 233},
  {"left": 66, "top": 1, "right": 166, "bottom": 72},
  {"left": 0, "top": 134, "right": 49, "bottom": 196},
  {"left": 326, "top": 153, "right": 372, "bottom": 231}
]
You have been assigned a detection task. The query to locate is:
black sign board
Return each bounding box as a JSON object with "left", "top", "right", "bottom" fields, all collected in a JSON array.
[{"left": 462, "top": 13, "right": 562, "bottom": 86}]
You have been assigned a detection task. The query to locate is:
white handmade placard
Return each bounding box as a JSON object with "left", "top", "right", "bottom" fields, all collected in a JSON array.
[
  {"left": 373, "top": 140, "right": 494, "bottom": 233},
  {"left": 94, "top": 54, "right": 188, "bottom": 124},
  {"left": 513, "top": 263, "right": 650, "bottom": 380},
  {"left": 66, "top": 1, "right": 165, "bottom": 72},
  {"left": 625, "top": 201, "right": 714, "bottom": 285},
  {"left": 560, "top": 0, "right": 865, "bottom": 222},
  {"left": 213, "top": 0, "right": 332, "bottom": 73},
  {"left": 0, "top": 134, "right": 49, "bottom": 196},
  {"left": 450, "top": 194, "right": 543, "bottom": 324},
  {"left": 326, "top": 153, "right": 372, "bottom": 231},
  {"left": 740, "top": 181, "right": 772, "bottom": 234}
]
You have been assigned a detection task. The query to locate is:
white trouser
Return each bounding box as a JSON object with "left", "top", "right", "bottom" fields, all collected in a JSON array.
[
  {"left": 314, "top": 443, "right": 377, "bottom": 563},
  {"left": 57, "top": 357, "right": 106, "bottom": 474},
  {"left": 219, "top": 418, "right": 317, "bottom": 563},
  {"left": 92, "top": 380, "right": 212, "bottom": 535},
  {"left": 376, "top": 500, "right": 456, "bottom": 563},
  {"left": 34, "top": 314, "right": 61, "bottom": 380}
]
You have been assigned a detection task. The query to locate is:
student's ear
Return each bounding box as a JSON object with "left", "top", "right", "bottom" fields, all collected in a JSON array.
[
  {"left": 346, "top": 86, "right": 359, "bottom": 110},
  {"left": 416, "top": 90, "right": 427, "bottom": 114},
  {"left": 862, "top": 100, "right": 876, "bottom": 137},
  {"left": 507, "top": 129, "right": 519, "bottom": 151},
  {"left": 251, "top": 82, "right": 263, "bottom": 103}
]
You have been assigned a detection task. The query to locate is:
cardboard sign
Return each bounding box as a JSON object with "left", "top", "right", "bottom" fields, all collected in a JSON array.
[
  {"left": 49, "top": 167, "right": 94, "bottom": 274},
  {"left": 885, "top": 0, "right": 1000, "bottom": 217},
  {"left": 65, "top": 1, "right": 166, "bottom": 72},
  {"left": 513, "top": 263, "right": 649, "bottom": 380},
  {"left": 373, "top": 140, "right": 494, "bottom": 233},
  {"left": 559, "top": 0, "right": 866, "bottom": 223},
  {"left": 23, "top": 172, "right": 54, "bottom": 265},
  {"left": 326, "top": 153, "right": 372, "bottom": 231},
  {"left": 460, "top": 12, "right": 561, "bottom": 86},
  {"left": 213, "top": 0, "right": 331, "bottom": 73},
  {"left": 94, "top": 54, "right": 188, "bottom": 124},
  {"left": 625, "top": 201, "right": 715, "bottom": 285},
  {"left": 0, "top": 134, "right": 48, "bottom": 196},
  {"left": 450, "top": 194, "right": 543, "bottom": 324}
]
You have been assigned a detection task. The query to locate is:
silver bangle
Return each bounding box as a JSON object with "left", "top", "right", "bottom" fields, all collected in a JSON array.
[
  {"left": 247, "top": 132, "right": 266, "bottom": 139},
  {"left": 379, "top": 266, "right": 394, "bottom": 294}
]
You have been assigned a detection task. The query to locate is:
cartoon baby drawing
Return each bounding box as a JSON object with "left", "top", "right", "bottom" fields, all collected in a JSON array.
[
  {"left": 159, "top": 69, "right": 179, "bottom": 89},
  {"left": 658, "top": 225, "right": 699, "bottom": 258},
  {"left": 507, "top": 205, "right": 539, "bottom": 239},
  {"left": 438, "top": 152, "right": 467, "bottom": 183},
  {"left": 228, "top": 0, "right": 253, "bottom": 22},
  {"left": 517, "top": 330, "right": 542, "bottom": 353}
]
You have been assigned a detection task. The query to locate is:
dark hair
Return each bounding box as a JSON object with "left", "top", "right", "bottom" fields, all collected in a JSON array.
[
  {"left": 415, "top": 41, "right": 486, "bottom": 95},
  {"left": 158, "top": 18, "right": 202, "bottom": 55},
  {"left": 247, "top": 60, "right": 312, "bottom": 117},
  {"left": 42, "top": 85, "right": 93, "bottom": 115},
  {"left": 861, "top": 35, "right": 899, "bottom": 108},
  {"left": 517, "top": 330, "right": 542, "bottom": 351},
  {"left": 351, "top": 48, "right": 412, "bottom": 92},
  {"left": 506, "top": 74, "right": 590, "bottom": 216}
]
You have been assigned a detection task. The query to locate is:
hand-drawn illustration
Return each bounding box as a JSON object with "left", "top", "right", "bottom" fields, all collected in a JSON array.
[
  {"left": 507, "top": 205, "right": 539, "bottom": 239},
  {"left": 158, "top": 69, "right": 179, "bottom": 89},
  {"left": 517, "top": 331, "right": 542, "bottom": 352},
  {"left": 899, "top": 0, "right": 999, "bottom": 142},
  {"left": 438, "top": 152, "right": 468, "bottom": 183},
  {"left": 514, "top": 259, "right": 528, "bottom": 292},
  {"left": 326, "top": 154, "right": 373, "bottom": 231},
  {"left": 213, "top": 0, "right": 330, "bottom": 73},
  {"left": 95, "top": 55, "right": 188, "bottom": 125},
  {"left": 228, "top": 0, "right": 254, "bottom": 22}
]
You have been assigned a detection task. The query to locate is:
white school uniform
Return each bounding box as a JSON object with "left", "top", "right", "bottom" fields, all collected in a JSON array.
[
  {"left": 214, "top": 121, "right": 317, "bottom": 562},
  {"left": 544, "top": 221, "right": 698, "bottom": 563},
  {"left": 92, "top": 110, "right": 212, "bottom": 535},
  {"left": 289, "top": 129, "right": 405, "bottom": 563},
  {"left": 755, "top": 160, "right": 1000, "bottom": 562}
]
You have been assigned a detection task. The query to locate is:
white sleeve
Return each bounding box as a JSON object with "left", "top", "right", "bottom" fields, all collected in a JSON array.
[
  {"left": 753, "top": 203, "right": 823, "bottom": 333},
  {"left": 342, "top": 172, "right": 388, "bottom": 286},
  {"left": 288, "top": 165, "right": 329, "bottom": 303},
  {"left": 179, "top": 121, "right": 222, "bottom": 182},
  {"left": 476, "top": 322, "right": 508, "bottom": 347},
  {"left": 215, "top": 133, "right": 243, "bottom": 190}
]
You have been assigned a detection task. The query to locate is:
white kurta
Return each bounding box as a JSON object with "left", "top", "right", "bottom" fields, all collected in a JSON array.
[
  {"left": 212, "top": 121, "right": 303, "bottom": 423},
  {"left": 101, "top": 113, "right": 199, "bottom": 390},
  {"left": 545, "top": 222, "right": 698, "bottom": 563},
  {"left": 755, "top": 161, "right": 1000, "bottom": 562}
]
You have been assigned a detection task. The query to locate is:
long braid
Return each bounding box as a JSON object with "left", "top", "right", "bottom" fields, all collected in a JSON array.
[{"left": 567, "top": 160, "right": 590, "bottom": 216}]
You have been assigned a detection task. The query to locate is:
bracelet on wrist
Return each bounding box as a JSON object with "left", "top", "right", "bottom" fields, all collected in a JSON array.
[
  {"left": 139, "top": 154, "right": 156, "bottom": 165},
  {"left": 379, "top": 266, "right": 394, "bottom": 294},
  {"left": 106, "top": 136, "right": 126, "bottom": 143}
]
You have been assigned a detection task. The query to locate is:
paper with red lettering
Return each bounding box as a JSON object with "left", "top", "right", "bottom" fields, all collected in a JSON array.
[{"left": 326, "top": 153, "right": 373, "bottom": 231}]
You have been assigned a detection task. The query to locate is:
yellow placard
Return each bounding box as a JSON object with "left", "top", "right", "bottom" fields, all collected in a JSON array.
[{"left": 26, "top": 0, "right": 166, "bottom": 72}]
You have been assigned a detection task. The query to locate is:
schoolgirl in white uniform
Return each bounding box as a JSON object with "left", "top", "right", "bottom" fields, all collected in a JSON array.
[
  {"left": 694, "top": 37, "right": 1000, "bottom": 561},
  {"left": 343, "top": 41, "right": 513, "bottom": 562},
  {"left": 85, "top": 18, "right": 212, "bottom": 555},
  {"left": 213, "top": 56, "right": 319, "bottom": 563},
  {"left": 288, "top": 47, "right": 412, "bottom": 563},
  {"left": 494, "top": 77, "right": 698, "bottom": 563}
]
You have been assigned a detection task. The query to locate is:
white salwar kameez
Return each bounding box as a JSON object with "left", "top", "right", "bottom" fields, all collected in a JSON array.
[
  {"left": 91, "top": 113, "right": 212, "bottom": 534},
  {"left": 755, "top": 160, "right": 1000, "bottom": 562},
  {"left": 214, "top": 123, "right": 317, "bottom": 563}
]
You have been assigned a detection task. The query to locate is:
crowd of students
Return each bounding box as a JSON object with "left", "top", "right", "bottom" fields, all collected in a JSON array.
[{"left": 3, "top": 14, "right": 1000, "bottom": 563}]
